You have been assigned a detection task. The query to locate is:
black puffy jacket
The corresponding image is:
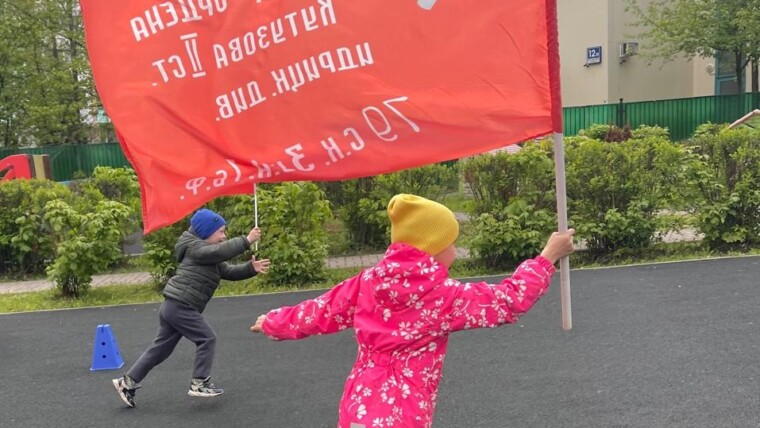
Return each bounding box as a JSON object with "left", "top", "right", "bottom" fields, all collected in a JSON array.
[{"left": 162, "top": 229, "right": 256, "bottom": 313}]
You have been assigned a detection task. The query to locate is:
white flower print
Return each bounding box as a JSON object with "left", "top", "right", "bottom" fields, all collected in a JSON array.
[
  {"left": 420, "top": 309, "right": 438, "bottom": 322},
  {"left": 356, "top": 404, "right": 367, "bottom": 419},
  {"left": 373, "top": 418, "right": 385, "bottom": 428},
  {"left": 400, "top": 383, "right": 411, "bottom": 399},
  {"left": 383, "top": 308, "right": 392, "bottom": 322},
  {"left": 375, "top": 266, "right": 387, "bottom": 278},
  {"left": 401, "top": 328, "right": 419, "bottom": 340},
  {"left": 402, "top": 367, "right": 414, "bottom": 378},
  {"left": 407, "top": 294, "right": 419, "bottom": 307},
  {"left": 477, "top": 309, "right": 489, "bottom": 327},
  {"left": 392, "top": 406, "right": 404, "bottom": 419}
]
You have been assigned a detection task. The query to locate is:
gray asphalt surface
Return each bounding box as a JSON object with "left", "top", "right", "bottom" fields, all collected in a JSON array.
[{"left": 1, "top": 256, "right": 758, "bottom": 428}]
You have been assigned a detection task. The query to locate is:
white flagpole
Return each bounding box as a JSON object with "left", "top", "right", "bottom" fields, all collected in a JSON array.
[
  {"left": 253, "top": 183, "right": 258, "bottom": 251},
  {"left": 553, "top": 132, "right": 572, "bottom": 330}
]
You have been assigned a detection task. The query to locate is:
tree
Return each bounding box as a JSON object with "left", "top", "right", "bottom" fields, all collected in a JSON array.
[
  {"left": 625, "top": 0, "right": 760, "bottom": 93},
  {"left": 0, "top": 0, "right": 112, "bottom": 148}
]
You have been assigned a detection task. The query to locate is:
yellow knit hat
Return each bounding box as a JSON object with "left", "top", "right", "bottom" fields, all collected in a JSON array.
[{"left": 388, "top": 194, "right": 459, "bottom": 256}]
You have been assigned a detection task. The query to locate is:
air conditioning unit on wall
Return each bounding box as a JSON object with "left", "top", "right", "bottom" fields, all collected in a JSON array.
[{"left": 619, "top": 42, "right": 639, "bottom": 58}]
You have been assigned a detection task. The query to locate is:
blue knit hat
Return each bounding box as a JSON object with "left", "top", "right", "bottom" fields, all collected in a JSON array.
[{"left": 191, "top": 209, "right": 226, "bottom": 239}]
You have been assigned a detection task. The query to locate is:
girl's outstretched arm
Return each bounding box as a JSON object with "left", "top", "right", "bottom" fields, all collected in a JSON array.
[
  {"left": 445, "top": 256, "right": 556, "bottom": 331},
  {"left": 252, "top": 274, "right": 361, "bottom": 340},
  {"left": 443, "top": 229, "right": 573, "bottom": 331}
]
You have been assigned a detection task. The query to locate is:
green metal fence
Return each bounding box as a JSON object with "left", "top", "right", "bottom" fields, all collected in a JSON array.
[
  {"left": 563, "top": 93, "right": 760, "bottom": 140},
  {"left": 0, "top": 143, "right": 130, "bottom": 182},
  {"left": 2, "top": 94, "right": 759, "bottom": 181}
]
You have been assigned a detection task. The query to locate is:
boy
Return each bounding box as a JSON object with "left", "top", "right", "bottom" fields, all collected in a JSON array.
[{"left": 113, "top": 208, "right": 270, "bottom": 407}]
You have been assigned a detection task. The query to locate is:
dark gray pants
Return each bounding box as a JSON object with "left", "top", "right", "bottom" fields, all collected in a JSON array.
[{"left": 127, "top": 298, "right": 216, "bottom": 383}]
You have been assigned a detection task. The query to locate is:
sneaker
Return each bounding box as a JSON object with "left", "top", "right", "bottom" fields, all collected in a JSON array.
[
  {"left": 112, "top": 375, "right": 139, "bottom": 408},
  {"left": 188, "top": 376, "right": 224, "bottom": 397}
]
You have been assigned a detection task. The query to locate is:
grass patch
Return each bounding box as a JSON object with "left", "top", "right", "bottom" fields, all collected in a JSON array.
[
  {"left": 0, "top": 283, "right": 164, "bottom": 313},
  {"left": 0, "top": 267, "right": 362, "bottom": 314}
]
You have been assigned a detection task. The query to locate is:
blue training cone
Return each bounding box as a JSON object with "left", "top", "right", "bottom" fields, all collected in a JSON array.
[{"left": 90, "top": 324, "right": 124, "bottom": 371}]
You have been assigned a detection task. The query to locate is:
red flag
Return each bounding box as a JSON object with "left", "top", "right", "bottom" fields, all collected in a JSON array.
[{"left": 81, "top": 0, "right": 562, "bottom": 233}]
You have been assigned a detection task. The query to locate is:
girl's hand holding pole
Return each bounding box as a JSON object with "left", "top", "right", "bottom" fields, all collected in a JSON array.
[{"left": 540, "top": 229, "right": 576, "bottom": 264}]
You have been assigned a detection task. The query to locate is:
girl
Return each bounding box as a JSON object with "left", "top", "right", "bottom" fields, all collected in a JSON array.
[{"left": 251, "top": 194, "right": 574, "bottom": 427}]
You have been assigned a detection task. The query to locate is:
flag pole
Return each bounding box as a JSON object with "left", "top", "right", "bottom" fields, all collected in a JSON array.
[
  {"left": 253, "top": 183, "right": 258, "bottom": 251},
  {"left": 553, "top": 132, "right": 572, "bottom": 330},
  {"left": 547, "top": 0, "right": 571, "bottom": 330}
]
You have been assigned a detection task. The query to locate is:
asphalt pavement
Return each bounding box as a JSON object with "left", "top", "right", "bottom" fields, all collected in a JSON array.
[{"left": 0, "top": 256, "right": 758, "bottom": 428}]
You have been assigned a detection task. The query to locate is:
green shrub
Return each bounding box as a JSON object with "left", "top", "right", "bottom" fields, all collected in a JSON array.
[
  {"left": 462, "top": 143, "right": 557, "bottom": 268},
  {"left": 688, "top": 127, "right": 760, "bottom": 249},
  {"left": 631, "top": 125, "right": 670, "bottom": 141},
  {"left": 578, "top": 123, "right": 616, "bottom": 140},
  {"left": 1, "top": 179, "right": 73, "bottom": 276},
  {"left": 691, "top": 122, "right": 727, "bottom": 139},
  {"left": 461, "top": 142, "right": 556, "bottom": 216},
  {"left": 43, "top": 200, "right": 132, "bottom": 297},
  {"left": 565, "top": 136, "right": 690, "bottom": 255},
  {"left": 250, "top": 182, "right": 332, "bottom": 286},
  {"left": 373, "top": 163, "right": 458, "bottom": 203},
  {"left": 320, "top": 163, "right": 457, "bottom": 251},
  {"left": 468, "top": 199, "right": 555, "bottom": 270},
  {"left": 81, "top": 167, "right": 141, "bottom": 218},
  {"left": 576, "top": 202, "right": 658, "bottom": 255},
  {"left": 320, "top": 177, "right": 386, "bottom": 251}
]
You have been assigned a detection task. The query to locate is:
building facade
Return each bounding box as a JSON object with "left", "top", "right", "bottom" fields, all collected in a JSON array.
[{"left": 557, "top": 0, "right": 729, "bottom": 107}]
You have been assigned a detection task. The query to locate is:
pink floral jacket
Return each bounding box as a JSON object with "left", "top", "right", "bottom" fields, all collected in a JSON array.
[{"left": 262, "top": 243, "right": 556, "bottom": 428}]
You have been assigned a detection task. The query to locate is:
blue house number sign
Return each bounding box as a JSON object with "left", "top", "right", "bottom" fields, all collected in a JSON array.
[{"left": 586, "top": 46, "right": 602, "bottom": 65}]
